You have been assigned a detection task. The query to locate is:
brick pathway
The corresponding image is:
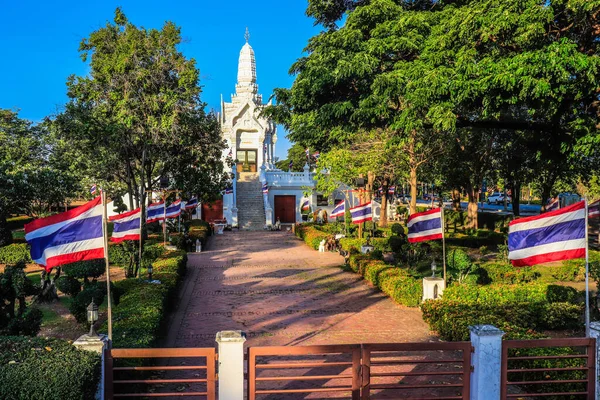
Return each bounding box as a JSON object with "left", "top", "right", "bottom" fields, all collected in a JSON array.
[{"left": 165, "top": 230, "right": 434, "bottom": 348}]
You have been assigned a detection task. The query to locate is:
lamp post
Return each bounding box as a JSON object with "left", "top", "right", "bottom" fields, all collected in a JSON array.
[
  {"left": 147, "top": 263, "right": 153, "bottom": 282},
  {"left": 431, "top": 259, "right": 437, "bottom": 278},
  {"left": 87, "top": 300, "right": 99, "bottom": 336}
]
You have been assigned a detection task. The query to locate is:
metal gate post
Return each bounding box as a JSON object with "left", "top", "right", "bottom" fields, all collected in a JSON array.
[
  {"left": 589, "top": 322, "right": 600, "bottom": 397},
  {"left": 216, "top": 330, "right": 246, "bottom": 400},
  {"left": 469, "top": 325, "right": 504, "bottom": 400}
]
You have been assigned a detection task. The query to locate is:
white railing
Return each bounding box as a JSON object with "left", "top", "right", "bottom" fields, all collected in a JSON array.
[{"left": 265, "top": 170, "right": 315, "bottom": 187}]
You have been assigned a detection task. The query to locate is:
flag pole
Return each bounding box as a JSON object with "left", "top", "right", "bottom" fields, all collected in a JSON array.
[
  {"left": 585, "top": 197, "right": 590, "bottom": 337},
  {"left": 442, "top": 205, "right": 447, "bottom": 288},
  {"left": 138, "top": 191, "right": 144, "bottom": 278},
  {"left": 163, "top": 192, "right": 167, "bottom": 247},
  {"left": 101, "top": 190, "right": 113, "bottom": 341}
]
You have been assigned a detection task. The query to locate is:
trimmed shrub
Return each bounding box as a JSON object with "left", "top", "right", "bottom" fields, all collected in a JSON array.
[
  {"left": 109, "top": 250, "right": 187, "bottom": 348},
  {"left": 0, "top": 243, "right": 31, "bottom": 264},
  {"left": 388, "top": 236, "right": 405, "bottom": 253},
  {"left": 0, "top": 336, "right": 100, "bottom": 400},
  {"left": 552, "top": 259, "right": 586, "bottom": 282},
  {"left": 477, "top": 262, "right": 539, "bottom": 284},
  {"left": 295, "top": 224, "right": 329, "bottom": 250},
  {"left": 6, "top": 216, "right": 33, "bottom": 231},
  {"left": 55, "top": 275, "right": 81, "bottom": 297},
  {"left": 62, "top": 259, "right": 105, "bottom": 283},
  {"left": 4, "top": 307, "right": 43, "bottom": 336},
  {"left": 69, "top": 286, "right": 105, "bottom": 323}
]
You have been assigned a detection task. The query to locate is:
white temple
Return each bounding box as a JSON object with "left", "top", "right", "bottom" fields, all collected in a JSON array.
[{"left": 218, "top": 30, "right": 364, "bottom": 229}]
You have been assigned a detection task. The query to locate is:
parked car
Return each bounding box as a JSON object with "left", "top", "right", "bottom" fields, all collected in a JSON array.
[{"left": 487, "top": 192, "right": 511, "bottom": 205}]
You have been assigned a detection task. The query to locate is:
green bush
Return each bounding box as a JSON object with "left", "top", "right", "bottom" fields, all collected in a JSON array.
[
  {"left": 477, "top": 262, "right": 539, "bottom": 284},
  {"left": 388, "top": 236, "right": 405, "bottom": 253},
  {"left": 109, "top": 250, "right": 187, "bottom": 347},
  {"left": 6, "top": 216, "right": 33, "bottom": 231},
  {"left": 346, "top": 255, "right": 422, "bottom": 307},
  {"left": 0, "top": 244, "right": 31, "bottom": 264},
  {"left": 55, "top": 276, "right": 82, "bottom": 297},
  {"left": 446, "top": 248, "right": 472, "bottom": 283},
  {"left": 4, "top": 307, "right": 43, "bottom": 336},
  {"left": 62, "top": 259, "right": 105, "bottom": 283},
  {"left": 390, "top": 223, "right": 404, "bottom": 236},
  {"left": 552, "top": 259, "right": 586, "bottom": 282},
  {"left": 0, "top": 336, "right": 100, "bottom": 400},
  {"left": 295, "top": 224, "right": 329, "bottom": 250},
  {"left": 69, "top": 286, "right": 105, "bottom": 323}
]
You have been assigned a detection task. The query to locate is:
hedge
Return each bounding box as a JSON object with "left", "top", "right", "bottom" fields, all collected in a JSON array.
[
  {"left": 186, "top": 220, "right": 212, "bottom": 249},
  {"left": 421, "top": 283, "right": 583, "bottom": 341},
  {"left": 295, "top": 224, "right": 330, "bottom": 250},
  {"left": 6, "top": 216, "right": 33, "bottom": 231},
  {"left": 477, "top": 262, "right": 540, "bottom": 284},
  {"left": 347, "top": 254, "right": 422, "bottom": 307},
  {"left": 339, "top": 237, "right": 390, "bottom": 253},
  {"left": 0, "top": 336, "right": 100, "bottom": 400},
  {"left": 108, "top": 249, "right": 187, "bottom": 348},
  {"left": 0, "top": 243, "right": 31, "bottom": 264}
]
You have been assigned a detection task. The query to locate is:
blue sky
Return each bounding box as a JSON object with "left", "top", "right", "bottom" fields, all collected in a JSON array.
[{"left": 0, "top": 1, "right": 320, "bottom": 159}]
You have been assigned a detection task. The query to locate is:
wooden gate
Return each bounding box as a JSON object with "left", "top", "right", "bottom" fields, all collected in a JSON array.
[
  {"left": 247, "top": 342, "right": 471, "bottom": 399},
  {"left": 104, "top": 347, "right": 216, "bottom": 399},
  {"left": 274, "top": 195, "right": 296, "bottom": 223},
  {"left": 501, "top": 338, "right": 596, "bottom": 399}
]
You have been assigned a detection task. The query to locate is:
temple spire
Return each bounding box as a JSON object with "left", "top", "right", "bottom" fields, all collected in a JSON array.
[
  {"left": 236, "top": 28, "right": 257, "bottom": 96},
  {"left": 245, "top": 27, "right": 250, "bottom": 43}
]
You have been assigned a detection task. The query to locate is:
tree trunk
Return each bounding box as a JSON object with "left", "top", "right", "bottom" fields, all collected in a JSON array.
[
  {"left": 366, "top": 171, "right": 375, "bottom": 202},
  {"left": 35, "top": 268, "right": 61, "bottom": 303},
  {"left": 466, "top": 189, "right": 478, "bottom": 230},
  {"left": 452, "top": 189, "right": 461, "bottom": 211},
  {"left": 126, "top": 161, "right": 135, "bottom": 210},
  {"left": 0, "top": 202, "right": 12, "bottom": 247},
  {"left": 380, "top": 176, "right": 389, "bottom": 227},
  {"left": 511, "top": 180, "right": 521, "bottom": 217},
  {"left": 409, "top": 166, "right": 418, "bottom": 215}
]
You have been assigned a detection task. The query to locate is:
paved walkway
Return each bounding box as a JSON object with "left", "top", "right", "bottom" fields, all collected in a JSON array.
[{"left": 165, "top": 230, "right": 433, "bottom": 348}]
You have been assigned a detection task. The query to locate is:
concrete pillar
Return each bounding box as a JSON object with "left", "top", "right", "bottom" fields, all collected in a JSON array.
[
  {"left": 216, "top": 330, "right": 246, "bottom": 400},
  {"left": 422, "top": 277, "right": 445, "bottom": 301},
  {"left": 589, "top": 322, "right": 600, "bottom": 396},
  {"left": 73, "top": 334, "right": 110, "bottom": 400},
  {"left": 469, "top": 325, "right": 504, "bottom": 400}
]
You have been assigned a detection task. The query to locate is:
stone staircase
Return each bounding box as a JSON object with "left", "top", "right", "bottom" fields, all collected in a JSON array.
[{"left": 236, "top": 172, "right": 266, "bottom": 230}]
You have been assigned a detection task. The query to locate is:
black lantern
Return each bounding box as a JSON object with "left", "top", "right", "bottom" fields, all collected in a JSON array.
[
  {"left": 431, "top": 259, "right": 437, "bottom": 278},
  {"left": 148, "top": 264, "right": 153, "bottom": 281},
  {"left": 87, "top": 300, "right": 99, "bottom": 336}
]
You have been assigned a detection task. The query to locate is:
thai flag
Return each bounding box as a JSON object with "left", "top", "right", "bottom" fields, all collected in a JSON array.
[
  {"left": 185, "top": 197, "right": 198, "bottom": 210},
  {"left": 329, "top": 202, "right": 345, "bottom": 218},
  {"left": 350, "top": 202, "right": 372, "bottom": 224},
  {"left": 508, "top": 201, "right": 586, "bottom": 267},
  {"left": 288, "top": 160, "right": 293, "bottom": 170},
  {"left": 546, "top": 197, "right": 560, "bottom": 212},
  {"left": 109, "top": 208, "right": 141, "bottom": 243},
  {"left": 90, "top": 184, "right": 97, "bottom": 195},
  {"left": 225, "top": 186, "right": 233, "bottom": 195},
  {"left": 228, "top": 149, "right": 233, "bottom": 157},
  {"left": 301, "top": 200, "right": 310, "bottom": 211},
  {"left": 147, "top": 201, "right": 165, "bottom": 223},
  {"left": 262, "top": 183, "right": 269, "bottom": 194},
  {"left": 388, "top": 186, "right": 396, "bottom": 195},
  {"left": 264, "top": 144, "right": 268, "bottom": 153},
  {"left": 407, "top": 208, "right": 443, "bottom": 243},
  {"left": 589, "top": 200, "right": 599, "bottom": 218},
  {"left": 313, "top": 152, "right": 320, "bottom": 160},
  {"left": 24, "top": 197, "right": 104, "bottom": 272},
  {"left": 165, "top": 200, "right": 182, "bottom": 219},
  {"left": 305, "top": 148, "right": 310, "bottom": 157}
]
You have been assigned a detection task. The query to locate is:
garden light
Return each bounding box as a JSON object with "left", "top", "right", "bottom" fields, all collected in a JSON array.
[
  {"left": 87, "top": 299, "right": 99, "bottom": 336},
  {"left": 148, "top": 263, "right": 153, "bottom": 281},
  {"left": 431, "top": 260, "right": 437, "bottom": 278}
]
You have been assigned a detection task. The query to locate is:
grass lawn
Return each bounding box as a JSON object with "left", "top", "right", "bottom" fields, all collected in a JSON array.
[{"left": 11, "top": 231, "right": 25, "bottom": 240}]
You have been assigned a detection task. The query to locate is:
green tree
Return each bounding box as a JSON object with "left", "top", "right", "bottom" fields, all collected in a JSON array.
[
  {"left": 276, "top": 143, "right": 311, "bottom": 172},
  {"left": 54, "top": 8, "right": 227, "bottom": 237}
]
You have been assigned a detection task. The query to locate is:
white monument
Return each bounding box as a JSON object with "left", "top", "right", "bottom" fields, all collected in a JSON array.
[{"left": 220, "top": 28, "right": 277, "bottom": 173}]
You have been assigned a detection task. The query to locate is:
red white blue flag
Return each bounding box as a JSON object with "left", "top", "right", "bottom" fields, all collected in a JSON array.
[
  {"left": 350, "top": 202, "right": 372, "bottom": 224},
  {"left": 185, "top": 197, "right": 198, "bottom": 210},
  {"left": 25, "top": 197, "right": 105, "bottom": 271},
  {"left": 508, "top": 201, "right": 586, "bottom": 267},
  {"left": 329, "top": 202, "right": 345, "bottom": 218},
  {"left": 225, "top": 187, "right": 233, "bottom": 195},
  {"left": 407, "top": 208, "right": 443, "bottom": 243},
  {"left": 109, "top": 208, "right": 141, "bottom": 243},
  {"left": 262, "top": 183, "right": 269, "bottom": 194},
  {"left": 90, "top": 184, "right": 97, "bottom": 195},
  {"left": 590, "top": 200, "right": 599, "bottom": 218},
  {"left": 301, "top": 200, "right": 310, "bottom": 211},
  {"left": 147, "top": 201, "right": 165, "bottom": 223},
  {"left": 165, "top": 200, "right": 182, "bottom": 219},
  {"left": 388, "top": 186, "right": 396, "bottom": 195}
]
